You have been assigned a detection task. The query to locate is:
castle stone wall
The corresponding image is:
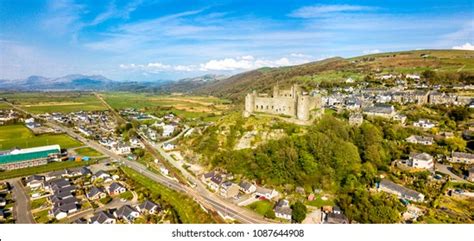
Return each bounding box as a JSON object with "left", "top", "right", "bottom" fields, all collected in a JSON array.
[{"left": 244, "top": 84, "right": 322, "bottom": 121}]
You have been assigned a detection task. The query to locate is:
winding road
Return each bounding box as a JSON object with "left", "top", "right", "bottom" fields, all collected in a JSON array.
[{"left": 4, "top": 100, "right": 273, "bottom": 224}]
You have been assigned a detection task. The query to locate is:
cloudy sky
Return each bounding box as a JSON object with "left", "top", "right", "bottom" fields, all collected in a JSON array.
[{"left": 0, "top": 0, "right": 473, "bottom": 81}]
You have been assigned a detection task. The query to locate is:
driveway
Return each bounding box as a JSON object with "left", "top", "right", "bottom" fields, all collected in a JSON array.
[
  {"left": 435, "top": 163, "right": 467, "bottom": 182},
  {"left": 10, "top": 179, "right": 35, "bottom": 223}
]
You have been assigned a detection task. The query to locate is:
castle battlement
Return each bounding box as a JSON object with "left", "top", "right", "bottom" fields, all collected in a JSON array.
[{"left": 244, "top": 84, "right": 322, "bottom": 121}]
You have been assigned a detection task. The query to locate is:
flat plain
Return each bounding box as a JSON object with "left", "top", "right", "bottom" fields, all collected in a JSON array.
[{"left": 0, "top": 124, "right": 83, "bottom": 150}]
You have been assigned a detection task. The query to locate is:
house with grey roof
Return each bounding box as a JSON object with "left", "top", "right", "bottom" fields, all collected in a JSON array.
[
  {"left": 408, "top": 152, "right": 434, "bottom": 169},
  {"left": 363, "top": 104, "right": 396, "bottom": 118},
  {"left": 239, "top": 181, "right": 256, "bottom": 194},
  {"left": 255, "top": 186, "right": 278, "bottom": 200},
  {"left": 137, "top": 200, "right": 161, "bottom": 214},
  {"left": 90, "top": 210, "right": 116, "bottom": 224},
  {"left": 91, "top": 170, "right": 111, "bottom": 181},
  {"left": 219, "top": 181, "right": 240, "bottom": 199},
  {"left": 208, "top": 174, "right": 223, "bottom": 191},
  {"left": 406, "top": 135, "right": 433, "bottom": 145},
  {"left": 86, "top": 186, "right": 107, "bottom": 200},
  {"left": 25, "top": 175, "right": 44, "bottom": 189},
  {"left": 114, "top": 205, "right": 140, "bottom": 223},
  {"left": 378, "top": 179, "right": 424, "bottom": 202},
  {"left": 274, "top": 199, "right": 292, "bottom": 220},
  {"left": 450, "top": 152, "right": 474, "bottom": 164},
  {"left": 108, "top": 182, "right": 126, "bottom": 195},
  {"left": 49, "top": 197, "right": 78, "bottom": 220}
]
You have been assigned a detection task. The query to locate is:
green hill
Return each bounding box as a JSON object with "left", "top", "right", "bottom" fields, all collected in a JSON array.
[{"left": 194, "top": 49, "right": 474, "bottom": 101}]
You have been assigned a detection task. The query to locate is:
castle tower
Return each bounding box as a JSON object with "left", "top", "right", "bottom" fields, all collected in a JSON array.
[
  {"left": 243, "top": 90, "right": 256, "bottom": 117},
  {"left": 297, "top": 96, "right": 310, "bottom": 121},
  {"left": 273, "top": 84, "right": 279, "bottom": 98}
]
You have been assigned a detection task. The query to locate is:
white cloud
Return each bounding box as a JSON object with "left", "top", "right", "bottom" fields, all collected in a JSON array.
[
  {"left": 290, "top": 53, "right": 313, "bottom": 58},
  {"left": 41, "top": 0, "right": 86, "bottom": 35},
  {"left": 362, "top": 49, "right": 381, "bottom": 54},
  {"left": 119, "top": 55, "right": 314, "bottom": 74},
  {"left": 198, "top": 56, "right": 311, "bottom": 71},
  {"left": 90, "top": 0, "right": 143, "bottom": 26},
  {"left": 452, "top": 42, "right": 474, "bottom": 50},
  {"left": 290, "top": 4, "right": 376, "bottom": 18}
]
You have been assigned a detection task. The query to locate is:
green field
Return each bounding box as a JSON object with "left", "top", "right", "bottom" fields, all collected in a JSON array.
[
  {"left": 0, "top": 102, "right": 10, "bottom": 110},
  {"left": 247, "top": 200, "right": 274, "bottom": 216},
  {"left": 103, "top": 92, "right": 231, "bottom": 120},
  {"left": 0, "top": 92, "right": 107, "bottom": 113},
  {"left": 74, "top": 147, "right": 102, "bottom": 157},
  {"left": 0, "top": 125, "right": 82, "bottom": 150},
  {"left": 0, "top": 160, "right": 98, "bottom": 180},
  {"left": 121, "top": 166, "right": 215, "bottom": 223}
]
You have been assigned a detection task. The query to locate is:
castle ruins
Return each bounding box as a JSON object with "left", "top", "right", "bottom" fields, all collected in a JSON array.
[{"left": 243, "top": 84, "right": 322, "bottom": 121}]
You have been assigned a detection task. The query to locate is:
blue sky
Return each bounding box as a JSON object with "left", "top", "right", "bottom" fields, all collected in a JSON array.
[{"left": 0, "top": 0, "right": 473, "bottom": 81}]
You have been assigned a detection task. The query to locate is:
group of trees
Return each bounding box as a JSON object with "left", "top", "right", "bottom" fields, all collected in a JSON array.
[
  {"left": 206, "top": 114, "right": 409, "bottom": 223},
  {"left": 422, "top": 70, "right": 474, "bottom": 85}
]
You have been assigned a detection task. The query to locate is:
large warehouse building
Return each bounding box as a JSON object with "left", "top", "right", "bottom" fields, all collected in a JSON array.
[{"left": 0, "top": 145, "right": 61, "bottom": 170}]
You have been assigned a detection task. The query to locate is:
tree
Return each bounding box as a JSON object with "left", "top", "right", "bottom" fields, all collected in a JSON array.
[
  {"left": 444, "top": 137, "right": 467, "bottom": 152},
  {"left": 264, "top": 209, "right": 276, "bottom": 219},
  {"left": 291, "top": 201, "right": 307, "bottom": 223}
]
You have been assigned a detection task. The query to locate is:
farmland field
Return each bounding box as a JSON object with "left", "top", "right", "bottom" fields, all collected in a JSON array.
[
  {"left": 0, "top": 102, "right": 10, "bottom": 109},
  {"left": 102, "top": 92, "right": 232, "bottom": 119},
  {"left": 0, "top": 124, "right": 83, "bottom": 150},
  {"left": 0, "top": 92, "right": 107, "bottom": 113}
]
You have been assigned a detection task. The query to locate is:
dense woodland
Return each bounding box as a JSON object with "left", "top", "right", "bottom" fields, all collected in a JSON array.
[{"left": 189, "top": 105, "right": 472, "bottom": 223}]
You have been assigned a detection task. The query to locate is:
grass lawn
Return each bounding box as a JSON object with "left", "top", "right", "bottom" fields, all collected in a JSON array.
[
  {"left": 74, "top": 147, "right": 102, "bottom": 157},
  {"left": 247, "top": 200, "right": 274, "bottom": 216},
  {"left": 0, "top": 160, "right": 98, "bottom": 180},
  {"left": 99, "top": 196, "right": 112, "bottom": 205},
  {"left": 33, "top": 209, "right": 50, "bottom": 223},
  {"left": 119, "top": 190, "right": 134, "bottom": 200},
  {"left": 1, "top": 92, "right": 107, "bottom": 114},
  {"left": 121, "top": 166, "right": 215, "bottom": 223},
  {"left": 31, "top": 197, "right": 47, "bottom": 210},
  {"left": 0, "top": 124, "right": 82, "bottom": 150},
  {"left": 306, "top": 194, "right": 334, "bottom": 208}
]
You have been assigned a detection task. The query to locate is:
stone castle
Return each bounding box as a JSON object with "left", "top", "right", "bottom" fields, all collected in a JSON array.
[{"left": 244, "top": 84, "right": 322, "bottom": 121}]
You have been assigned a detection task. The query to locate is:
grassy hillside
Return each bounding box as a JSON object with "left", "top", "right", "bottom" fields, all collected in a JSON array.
[{"left": 195, "top": 50, "right": 474, "bottom": 101}]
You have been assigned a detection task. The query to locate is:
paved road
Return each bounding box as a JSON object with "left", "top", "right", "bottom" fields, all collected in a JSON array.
[
  {"left": 6, "top": 100, "right": 272, "bottom": 223},
  {"left": 435, "top": 163, "right": 467, "bottom": 182},
  {"left": 92, "top": 95, "right": 273, "bottom": 223},
  {"left": 145, "top": 130, "right": 275, "bottom": 224},
  {"left": 10, "top": 179, "right": 35, "bottom": 224}
]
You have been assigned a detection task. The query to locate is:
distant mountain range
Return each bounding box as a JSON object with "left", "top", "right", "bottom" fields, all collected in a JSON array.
[
  {"left": 0, "top": 74, "right": 227, "bottom": 92},
  {"left": 0, "top": 74, "right": 116, "bottom": 91},
  {"left": 1, "top": 50, "right": 472, "bottom": 97}
]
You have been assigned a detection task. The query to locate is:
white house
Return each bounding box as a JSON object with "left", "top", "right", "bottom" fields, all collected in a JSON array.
[
  {"left": 114, "top": 205, "right": 140, "bottom": 223},
  {"left": 108, "top": 182, "right": 126, "bottom": 195},
  {"left": 406, "top": 74, "right": 421, "bottom": 80},
  {"left": 239, "top": 181, "right": 256, "bottom": 194},
  {"left": 163, "top": 143, "right": 175, "bottom": 151},
  {"left": 409, "top": 152, "right": 434, "bottom": 169},
  {"left": 274, "top": 199, "right": 292, "bottom": 220},
  {"left": 406, "top": 135, "right": 433, "bottom": 145},
  {"left": 413, "top": 119, "right": 435, "bottom": 129},
  {"left": 162, "top": 125, "right": 175, "bottom": 137},
  {"left": 112, "top": 142, "right": 131, "bottom": 155},
  {"left": 255, "top": 186, "right": 278, "bottom": 200}
]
